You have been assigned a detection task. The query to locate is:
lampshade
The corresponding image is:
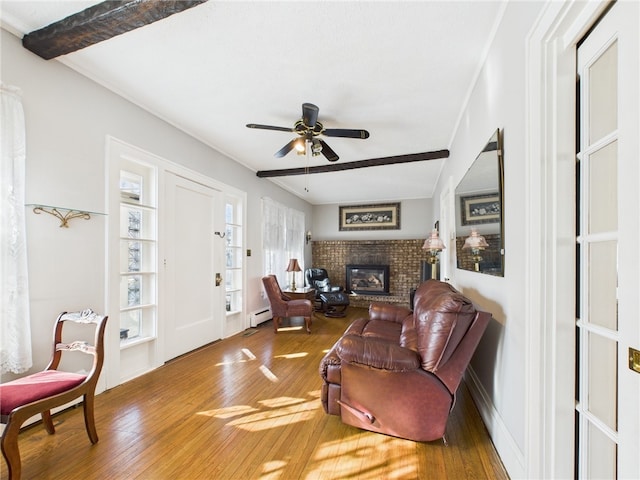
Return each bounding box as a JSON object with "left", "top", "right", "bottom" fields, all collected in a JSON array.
[
  {"left": 422, "top": 229, "right": 446, "bottom": 251},
  {"left": 286, "top": 258, "right": 302, "bottom": 272},
  {"left": 462, "top": 229, "right": 489, "bottom": 249}
]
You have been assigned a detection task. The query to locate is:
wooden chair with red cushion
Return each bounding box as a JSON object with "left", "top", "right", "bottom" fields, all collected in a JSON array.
[{"left": 0, "top": 309, "right": 108, "bottom": 480}]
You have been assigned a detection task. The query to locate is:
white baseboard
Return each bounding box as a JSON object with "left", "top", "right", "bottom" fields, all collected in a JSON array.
[{"left": 465, "top": 367, "right": 526, "bottom": 479}]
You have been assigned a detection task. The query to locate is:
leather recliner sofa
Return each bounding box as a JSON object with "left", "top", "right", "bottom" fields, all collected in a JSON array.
[{"left": 319, "top": 279, "right": 491, "bottom": 442}]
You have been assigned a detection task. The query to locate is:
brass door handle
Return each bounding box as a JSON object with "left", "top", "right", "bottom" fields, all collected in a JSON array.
[
  {"left": 630, "top": 347, "right": 640, "bottom": 374},
  {"left": 215, "top": 273, "right": 222, "bottom": 286}
]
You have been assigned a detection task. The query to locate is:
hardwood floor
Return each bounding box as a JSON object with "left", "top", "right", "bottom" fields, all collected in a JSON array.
[{"left": 2, "top": 308, "right": 509, "bottom": 479}]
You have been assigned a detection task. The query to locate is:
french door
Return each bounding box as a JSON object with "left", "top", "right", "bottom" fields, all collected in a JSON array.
[{"left": 575, "top": 2, "right": 640, "bottom": 477}]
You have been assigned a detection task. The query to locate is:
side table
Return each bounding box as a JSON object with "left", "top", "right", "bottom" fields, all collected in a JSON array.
[{"left": 282, "top": 287, "right": 315, "bottom": 302}]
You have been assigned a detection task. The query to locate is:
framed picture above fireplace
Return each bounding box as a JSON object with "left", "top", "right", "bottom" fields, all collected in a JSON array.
[{"left": 339, "top": 203, "right": 400, "bottom": 231}]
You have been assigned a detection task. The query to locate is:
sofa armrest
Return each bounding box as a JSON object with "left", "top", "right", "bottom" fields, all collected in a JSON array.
[
  {"left": 337, "top": 335, "right": 420, "bottom": 372},
  {"left": 369, "top": 302, "right": 413, "bottom": 324}
]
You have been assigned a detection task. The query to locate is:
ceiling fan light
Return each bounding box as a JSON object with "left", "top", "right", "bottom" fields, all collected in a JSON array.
[
  {"left": 294, "top": 138, "right": 306, "bottom": 153},
  {"left": 311, "top": 139, "right": 322, "bottom": 155}
]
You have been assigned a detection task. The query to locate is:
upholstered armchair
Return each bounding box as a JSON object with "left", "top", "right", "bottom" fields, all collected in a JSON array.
[
  {"left": 305, "top": 268, "right": 349, "bottom": 316},
  {"left": 261, "top": 275, "right": 313, "bottom": 333},
  {"left": 305, "top": 268, "right": 343, "bottom": 296}
]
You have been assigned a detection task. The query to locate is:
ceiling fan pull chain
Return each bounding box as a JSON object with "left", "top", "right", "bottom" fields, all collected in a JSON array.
[{"left": 304, "top": 143, "right": 310, "bottom": 193}]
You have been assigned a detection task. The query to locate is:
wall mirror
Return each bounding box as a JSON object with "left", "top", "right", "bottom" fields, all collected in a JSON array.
[{"left": 454, "top": 129, "right": 504, "bottom": 276}]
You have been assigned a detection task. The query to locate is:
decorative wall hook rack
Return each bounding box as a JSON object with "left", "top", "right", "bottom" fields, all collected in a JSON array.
[{"left": 27, "top": 204, "right": 96, "bottom": 228}]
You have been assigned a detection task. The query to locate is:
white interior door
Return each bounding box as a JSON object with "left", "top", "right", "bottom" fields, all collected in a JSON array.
[
  {"left": 164, "top": 172, "right": 223, "bottom": 361},
  {"left": 576, "top": 2, "right": 640, "bottom": 477}
]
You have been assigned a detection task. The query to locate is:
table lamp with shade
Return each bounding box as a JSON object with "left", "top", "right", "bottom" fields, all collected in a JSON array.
[
  {"left": 422, "top": 229, "right": 446, "bottom": 279},
  {"left": 462, "top": 228, "right": 489, "bottom": 272},
  {"left": 286, "top": 258, "right": 302, "bottom": 291}
]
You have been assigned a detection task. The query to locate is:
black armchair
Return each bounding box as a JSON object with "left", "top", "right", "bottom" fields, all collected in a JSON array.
[
  {"left": 305, "top": 268, "right": 342, "bottom": 296},
  {"left": 305, "top": 268, "right": 349, "bottom": 317}
]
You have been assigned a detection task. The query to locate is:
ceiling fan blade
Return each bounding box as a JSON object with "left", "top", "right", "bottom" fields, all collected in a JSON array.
[
  {"left": 274, "top": 138, "right": 299, "bottom": 158},
  {"left": 246, "top": 123, "right": 294, "bottom": 133},
  {"left": 319, "top": 140, "right": 339, "bottom": 162},
  {"left": 302, "top": 103, "right": 319, "bottom": 128},
  {"left": 323, "top": 128, "right": 370, "bottom": 139}
]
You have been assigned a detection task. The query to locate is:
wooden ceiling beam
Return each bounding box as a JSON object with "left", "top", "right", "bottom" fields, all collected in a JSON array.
[
  {"left": 22, "top": 0, "right": 208, "bottom": 60},
  {"left": 256, "top": 149, "right": 450, "bottom": 178}
]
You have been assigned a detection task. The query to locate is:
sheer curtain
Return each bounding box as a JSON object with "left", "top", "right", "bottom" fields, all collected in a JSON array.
[
  {"left": 262, "top": 197, "right": 305, "bottom": 288},
  {"left": 1, "top": 84, "right": 32, "bottom": 374}
]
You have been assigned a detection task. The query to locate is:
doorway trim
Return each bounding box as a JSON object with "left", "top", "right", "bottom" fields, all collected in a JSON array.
[
  {"left": 105, "top": 135, "right": 246, "bottom": 389},
  {"left": 525, "top": 1, "right": 609, "bottom": 478}
]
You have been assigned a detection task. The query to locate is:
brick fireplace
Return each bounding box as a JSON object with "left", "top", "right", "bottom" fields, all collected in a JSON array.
[{"left": 310, "top": 239, "right": 427, "bottom": 308}]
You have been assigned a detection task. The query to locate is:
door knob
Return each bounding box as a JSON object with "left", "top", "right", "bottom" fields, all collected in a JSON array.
[
  {"left": 630, "top": 347, "right": 640, "bottom": 374},
  {"left": 215, "top": 273, "right": 222, "bottom": 286}
]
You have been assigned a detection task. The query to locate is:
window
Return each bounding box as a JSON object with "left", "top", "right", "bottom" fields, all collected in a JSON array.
[
  {"left": 262, "top": 197, "right": 305, "bottom": 287},
  {"left": 119, "top": 165, "right": 157, "bottom": 344},
  {"left": 225, "top": 197, "right": 243, "bottom": 314}
]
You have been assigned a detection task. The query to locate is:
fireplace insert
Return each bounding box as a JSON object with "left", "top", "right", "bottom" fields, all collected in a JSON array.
[{"left": 346, "top": 264, "right": 390, "bottom": 295}]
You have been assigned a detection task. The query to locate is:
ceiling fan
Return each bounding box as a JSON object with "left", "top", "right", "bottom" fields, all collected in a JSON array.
[{"left": 246, "top": 103, "right": 370, "bottom": 162}]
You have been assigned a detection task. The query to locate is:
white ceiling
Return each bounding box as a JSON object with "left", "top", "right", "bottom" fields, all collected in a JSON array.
[{"left": 1, "top": 1, "right": 505, "bottom": 205}]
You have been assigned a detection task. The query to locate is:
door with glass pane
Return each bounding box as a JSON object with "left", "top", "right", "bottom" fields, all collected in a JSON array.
[
  {"left": 164, "top": 173, "right": 222, "bottom": 361},
  {"left": 576, "top": 2, "right": 640, "bottom": 477}
]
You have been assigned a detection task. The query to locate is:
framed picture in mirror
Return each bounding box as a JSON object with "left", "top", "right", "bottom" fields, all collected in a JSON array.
[{"left": 460, "top": 193, "right": 501, "bottom": 225}]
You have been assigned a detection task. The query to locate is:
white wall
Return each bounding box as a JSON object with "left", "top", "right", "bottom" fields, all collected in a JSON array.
[
  {"left": 1, "top": 28, "right": 312, "bottom": 380},
  {"left": 431, "top": 2, "right": 546, "bottom": 477},
  {"left": 313, "top": 198, "right": 434, "bottom": 241}
]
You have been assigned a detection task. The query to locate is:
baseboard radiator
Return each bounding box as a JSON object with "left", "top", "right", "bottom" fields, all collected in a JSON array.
[{"left": 250, "top": 307, "right": 272, "bottom": 327}]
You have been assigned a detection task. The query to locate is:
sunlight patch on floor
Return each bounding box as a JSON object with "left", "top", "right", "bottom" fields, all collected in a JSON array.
[
  {"left": 241, "top": 348, "right": 256, "bottom": 360},
  {"left": 276, "top": 326, "right": 304, "bottom": 332},
  {"left": 259, "top": 459, "right": 288, "bottom": 479},
  {"left": 259, "top": 364, "right": 279, "bottom": 382},
  {"left": 273, "top": 352, "right": 308, "bottom": 359},
  {"left": 305, "top": 432, "right": 419, "bottom": 479},
  {"left": 197, "top": 393, "right": 320, "bottom": 433},
  {"left": 214, "top": 348, "right": 257, "bottom": 366},
  {"left": 258, "top": 396, "right": 306, "bottom": 408},
  {"left": 227, "top": 399, "right": 320, "bottom": 432},
  {"left": 214, "top": 359, "right": 254, "bottom": 366},
  {"left": 196, "top": 405, "right": 259, "bottom": 418}
]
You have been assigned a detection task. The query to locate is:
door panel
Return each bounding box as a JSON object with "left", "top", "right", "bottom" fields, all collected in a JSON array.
[
  {"left": 439, "top": 177, "right": 454, "bottom": 283},
  {"left": 576, "top": 2, "right": 640, "bottom": 477},
  {"left": 165, "top": 173, "right": 222, "bottom": 360}
]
